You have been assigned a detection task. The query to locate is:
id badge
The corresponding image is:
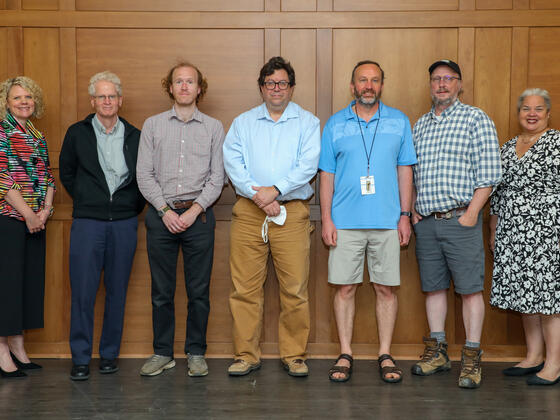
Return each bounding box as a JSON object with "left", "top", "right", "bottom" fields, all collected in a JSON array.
[{"left": 360, "top": 175, "right": 375, "bottom": 195}]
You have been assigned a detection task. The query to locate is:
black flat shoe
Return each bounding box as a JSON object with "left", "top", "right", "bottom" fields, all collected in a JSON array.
[
  {"left": 503, "top": 362, "right": 544, "bottom": 376},
  {"left": 70, "top": 364, "right": 90, "bottom": 381},
  {"left": 99, "top": 358, "right": 118, "bottom": 374},
  {"left": 527, "top": 373, "right": 560, "bottom": 386},
  {"left": 10, "top": 352, "right": 42, "bottom": 370},
  {"left": 0, "top": 366, "right": 27, "bottom": 378}
]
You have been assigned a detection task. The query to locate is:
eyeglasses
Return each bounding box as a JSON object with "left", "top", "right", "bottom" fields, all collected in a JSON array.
[
  {"left": 263, "top": 80, "right": 290, "bottom": 90},
  {"left": 93, "top": 95, "right": 119, "bottom": 101},
  {"left": 430, "top": 76, "right": 460, "bottom": 84}
]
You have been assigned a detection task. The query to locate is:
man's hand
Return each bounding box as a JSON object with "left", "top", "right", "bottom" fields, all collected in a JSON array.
[
  {"left": 261, "top": 201, "right": 281, "bottom": 217},
  {"left": 397, "top": 215, "right": 411, "bottom": 246},
  {"left": 458, "top": 210, "right": 478, "bottom": 227},
  {"left": 321, "top": 218, "right": 337, "bottom": 247},
  {"left": 179, "top": 203, "right": 203, "bottom": 230},
  {"left": 162, "top": 209, "right": 188, "bottom": 234},
  {"left": 251, "top": 186, "right": 279, "bottom": 208},
  {"left": 411, "top": 209, "right": 423, "bottom": 225}
]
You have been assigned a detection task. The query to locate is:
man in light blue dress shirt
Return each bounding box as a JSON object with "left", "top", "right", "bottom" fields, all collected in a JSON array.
[{"left": 223, "top": 56, "right": 320, "bottom": 377}]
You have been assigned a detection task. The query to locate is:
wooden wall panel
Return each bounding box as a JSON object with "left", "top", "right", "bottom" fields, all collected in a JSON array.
[
  {"left": 282, "top": 0, "right": 316, "bottom": 11},
  {"left": 23, "top": 28, "right": 61, "bottom": 148},
  {"left": 22, "top": 0, "right": 58, "bottom": 10},
  {"left": 76, "top": 29, "right": 263, "bottom": 132},
  {"left": 0, "top": 27, "right": 23, "bottom": 81},
  {"left": 334, "top": 0, "right": 458, "bottom": 11},
  {"left": 531, "top": 0, "right": 560, "bottom": 9},
  {"left": 528, "top": 27, "right": 560, "bottom": 131},
  {"left": 476, "top": 0, "right": 512, "bottom": 9},
  {"left": 76, "top": 0, "right": 263, "bottom": 12},
  {"left": 509, "top": 27, "right": 529, "bottom": 140}
]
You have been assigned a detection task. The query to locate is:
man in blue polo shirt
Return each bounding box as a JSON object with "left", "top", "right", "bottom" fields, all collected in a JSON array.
[{"left": 319, "top": 60, "right": 416, "bottom": 383}]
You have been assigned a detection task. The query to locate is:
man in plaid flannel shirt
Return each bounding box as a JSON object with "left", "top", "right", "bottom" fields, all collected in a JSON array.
[{"left": 410, "top": 60, "right": 501, "bottom": 389}]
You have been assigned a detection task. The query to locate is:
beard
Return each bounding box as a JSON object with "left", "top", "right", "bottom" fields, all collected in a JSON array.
[{"left": 354, "top": 87, "right": 380, "bottom": 107}]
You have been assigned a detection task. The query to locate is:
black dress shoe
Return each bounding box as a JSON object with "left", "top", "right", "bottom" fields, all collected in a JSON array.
[
  {"left": 527, "top": 374, "right": 560, "bottom": 386},
  {"left": 503, "top": 362, "right": 544, "bottom": 376},
  {"left": 10, "top": 352, "right": 42, "bottom": 370},
  {"left": 0, "top": 366, "right": 27, "bottom": 378},
  {"left": 99, "top": 358, "right": 118, "bottom": 374},
  {"left": 70, "top": 364, "right": 90, "bottom": 381}
]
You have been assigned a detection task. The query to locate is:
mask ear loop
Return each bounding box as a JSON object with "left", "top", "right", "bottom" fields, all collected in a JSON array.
[{"left": 261, "top": 216, "right": 270, "bottom": 243}]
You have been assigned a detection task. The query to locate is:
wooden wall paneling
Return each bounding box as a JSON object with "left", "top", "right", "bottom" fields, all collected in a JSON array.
[
  {"left": 282, "top": 0, "right": 316, "bottom": 11},
  {"left": 59, "top": 28, "right": 77, "bottom": 151},
  {"left": 59, "top": 0, "right": 75, "bottom": 10},
  {"left": 509, "top": 27, "right": 529, "bottom": 140},
  {"left": 513, "top": 0, "right": 529, "bottom": 8},
  {"left": 76, "top": 0, "right": 264, "bottom": 12},
  {"left": 528, "top": 27, "right": 560, "bottom": 131},
  {"left": 22, "top": 0, "right": 58, "bottom": 10},
  {"left": 23, "top": 28, "right": 61, "bottom": 147},
  {"left": 334, "top": 0, "right": 458, "bottom": 11},
  {"left": 332, "top": 28, "right": 458, "bottom": 345},
  {"left": 473, "top": 27, "right": 512, "bottom": 345},
  {"left": 0, "top": 27, "right": 23, "bottom": 80},
  {"left": 6, "top": 0, "right": 21, "bottom": 8},
  {"left": 316, "top": 28, "right": 332, "bottom": 128},
  {"left": 476, "top": 0, "right": 513, "bottom": 9},
  {"left": 76, "top": 29, "right": 263, "bottom": 133},
  {"left": 265, "top": 0, "right": 280, "bottom": 11},
  {"left": 458, "top": 28, "right": 475, "bottom": 106},
  {"left": 531, "top": 0, "right": 560, "bottom": 9},
  {"left": 265, "top": 28, "right": 281, "bottom": 61},
  {"left": 460, "top": 0, "right": 476, "bottom": 9},
  {"left": 317, "top": 0, "right": 332, "bottom": 11}
]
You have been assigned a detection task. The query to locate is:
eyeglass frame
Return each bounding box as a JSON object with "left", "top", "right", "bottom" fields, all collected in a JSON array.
[
  {"left": 262, "top": 80, "right": 292, "bottom": 90},
  {"left": 430, "top": 76, "right": 461, "bottom": 84}
]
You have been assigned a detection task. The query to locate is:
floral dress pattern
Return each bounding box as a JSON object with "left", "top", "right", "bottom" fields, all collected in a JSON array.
[{"left": 490, "top": 129, "right": 560, "bottom": 314}]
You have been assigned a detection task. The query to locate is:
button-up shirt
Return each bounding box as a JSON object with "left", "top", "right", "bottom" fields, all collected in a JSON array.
[
  {"left": 136, "top": 106, "right": 226, "bottom": 210},
  {"left": 92, "top": 115, "right": 127, "bottom": 196},
  {"left": 413, "top": 100, "right": 502, "bottom": 216},
  {"left": 223, "top": 101, "right": 320, "bottom": 201}
]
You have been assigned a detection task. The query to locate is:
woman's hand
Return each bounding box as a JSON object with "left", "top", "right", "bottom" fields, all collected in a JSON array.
[{"left": 24, "top": 211, "right": 44, "bottom": 233}]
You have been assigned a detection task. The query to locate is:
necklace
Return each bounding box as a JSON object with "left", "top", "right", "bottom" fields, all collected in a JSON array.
[{"left": 519, "top": 129, "right": 548, "bottom": 145}]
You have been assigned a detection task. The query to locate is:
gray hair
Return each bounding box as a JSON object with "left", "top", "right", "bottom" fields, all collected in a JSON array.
[
  {"left": 88, "top": 71, "right": 122, "bottom": 97},
  {"left": 517, "top": 88, "right": 551, "bottom": 112}
]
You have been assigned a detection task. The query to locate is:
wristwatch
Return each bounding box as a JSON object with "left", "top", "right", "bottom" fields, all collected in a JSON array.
[
  {"left": 400, "top": 211, "right": 412, "bottom": 217},
  {"left": 157, "top": 205, "right": 171, "bottom": 217}
]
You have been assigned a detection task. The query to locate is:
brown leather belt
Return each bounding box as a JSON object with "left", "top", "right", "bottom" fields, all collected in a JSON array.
[
  {"left": 432, "top": 207, "right": 468, "bottom": 220},
  {"left": 172, "top": 200, "right": 194, "bottom": 209}
]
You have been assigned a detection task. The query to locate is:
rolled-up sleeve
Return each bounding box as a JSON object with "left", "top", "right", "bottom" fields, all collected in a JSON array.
[{"left": 472, "top": 112, "right": 502, "bottom": 189}]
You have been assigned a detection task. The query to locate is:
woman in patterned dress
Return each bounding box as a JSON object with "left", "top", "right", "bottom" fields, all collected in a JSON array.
[
  {"left": 0, "top": 77, "right": 55, "bottom": 378},
  {"left": 489, "top": 88, "right": 560, "bottom": 386}
]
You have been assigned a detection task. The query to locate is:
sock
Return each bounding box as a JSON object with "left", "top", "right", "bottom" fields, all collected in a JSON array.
[
  {"left": 465, "top": 340, "right": 480, "bottom": 349},
  {"left": 430, "top": 331, "right": 446, "bottom": 343}
]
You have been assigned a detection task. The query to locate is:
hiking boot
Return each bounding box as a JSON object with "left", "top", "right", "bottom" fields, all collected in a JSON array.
[
  {"left": 458, "top": 346, "right": 482, "bottom": 389},
  {"left": 187, "top": 354, "right": 208, "bottom": 377},
  {"left": 140, "top": 354, "right": 176, "bottom": 377},
  {"left": 283, "top": 359, "right": 309, "bottom": 377},
  {"left": 228, "top": 359, "right": 261, "bottom": 376},
  {"left": 411, "top": 337, "right": 451, "bottom": 376}
]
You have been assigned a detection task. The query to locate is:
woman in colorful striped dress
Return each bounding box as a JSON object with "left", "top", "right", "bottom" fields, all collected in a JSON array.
[{"left": 0, "top": 77, "right": 55, "bottom": 378}]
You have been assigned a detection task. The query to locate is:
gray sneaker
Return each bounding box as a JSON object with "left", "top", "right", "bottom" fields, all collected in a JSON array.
[
  {"left": 140, "top": 354, "right": 176, "bottom": 377},
  {"left": 187, "top": 354, "right": 208, "bottom": 377}
]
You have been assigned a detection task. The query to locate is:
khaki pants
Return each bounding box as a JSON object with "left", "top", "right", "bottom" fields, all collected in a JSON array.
[{"left": 229, "top": 197, "right": 311, "bottom": 364}]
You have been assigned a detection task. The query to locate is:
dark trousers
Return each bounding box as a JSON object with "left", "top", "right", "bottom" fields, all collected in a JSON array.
[
  {"left": 0, "top": 215, "right": 45, "bottom": 336},
  {"left": 69, "top": 217, "right": 138, "bottom": 365},
  {"left": 145, "top": 205, "right": 215, "bottom": 357}
]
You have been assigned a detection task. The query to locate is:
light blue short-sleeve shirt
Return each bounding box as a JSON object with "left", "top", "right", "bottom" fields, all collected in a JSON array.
[{"left": 319, "top": 101, "right": 417, "bottom": 229}]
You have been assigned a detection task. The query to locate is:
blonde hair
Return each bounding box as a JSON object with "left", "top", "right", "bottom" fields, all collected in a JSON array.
[{"left": 0, "top": 76, "right": 45, "bottom": 121}]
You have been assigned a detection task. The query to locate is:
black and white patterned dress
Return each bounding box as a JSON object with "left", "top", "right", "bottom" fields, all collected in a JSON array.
[{"left": 490, "top": 129, "right": 560, "bottom": 315}]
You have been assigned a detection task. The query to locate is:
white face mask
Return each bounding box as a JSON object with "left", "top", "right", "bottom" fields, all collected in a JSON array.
[{"left": 261, "top": 205, "right": 287, "bottom": 243}]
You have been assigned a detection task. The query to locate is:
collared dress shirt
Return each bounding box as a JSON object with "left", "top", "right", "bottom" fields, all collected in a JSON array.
[
  {"left": 223, "top": 101, "right": 321, "bottom": 201},
  {"left": 92, "top": 115, "right": 128, "bottom": 196},
  {"left": 412, "top": 99, "right": 502, "bottom": 216},
  {"left": 136, "top": 106, "right": 226, "bottom": 210}
]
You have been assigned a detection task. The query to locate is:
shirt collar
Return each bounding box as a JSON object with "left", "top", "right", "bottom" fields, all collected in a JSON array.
[
  {"left": 257, "top": 101, "right": 298, "bottom": 123},
  {"left": 169, "top": 105, "right": 203, "bottom": 123},
  {"left": 430, "top": 98, "right": 461, "bottom": 119},
  {"left": 93, "top": 114, "right": 120, "bottom": 134},
  {"left": 345, "top": 100, "right": 385, "bottom": 122}
]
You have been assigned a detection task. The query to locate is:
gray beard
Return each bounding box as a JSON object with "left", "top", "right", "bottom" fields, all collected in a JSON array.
[
  {"left": 431, "top": 95, "right": 455, "bottom": 108},
  {"left": 356, "top": 94, "right": 378, "bottom": 107}
]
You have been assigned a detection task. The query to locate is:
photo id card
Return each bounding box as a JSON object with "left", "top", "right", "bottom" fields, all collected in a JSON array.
[{"left": 360, "top": 175, "right": 375, "bottom": 195}]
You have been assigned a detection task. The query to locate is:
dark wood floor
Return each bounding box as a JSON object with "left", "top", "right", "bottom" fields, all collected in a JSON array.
[{"left": 1, "top": 358, "right": 557, "bottom": 419}]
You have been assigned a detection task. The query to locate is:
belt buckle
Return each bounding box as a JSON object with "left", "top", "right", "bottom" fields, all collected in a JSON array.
[{"left": 434, "top": 210, "right": 453, "bottom": 220}]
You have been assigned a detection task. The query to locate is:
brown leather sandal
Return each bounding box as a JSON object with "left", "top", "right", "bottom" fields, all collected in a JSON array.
[
  {"left": 378, "top": 354, "right": 403, "bottom": 383},
  {"left": 328, "top": 353, "right": 353, "bottom": 383}
]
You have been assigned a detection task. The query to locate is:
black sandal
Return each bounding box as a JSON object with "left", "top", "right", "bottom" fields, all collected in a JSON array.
[
  {"left": 378, "top": 354, "right": 403, "bottom": 383},
  {"left": 328, "top": 353, "right": 353, "bottom": 382}
]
